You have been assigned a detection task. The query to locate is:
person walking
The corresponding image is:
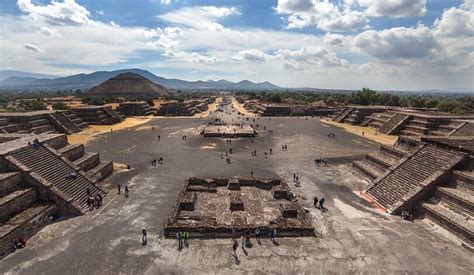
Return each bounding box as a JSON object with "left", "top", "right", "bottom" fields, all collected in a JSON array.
[
  {"left": 313, "top": 196, "right": 319, "bottom": 208},
  {"left": 124, "top": 185, "right": 129, "bottom": 198},
  {"left": 117, "top": 184, "right": 121, "bottom": 195},
  {"left": 319, "top": 197, "right": 326, "bottom": 212},
  {"left": 141, "top": 227, "right": 147, "bottom": 245},
  {"left": 270, "top": 228, "right": 277, "bottom": 243},
  {"left": 183, "top": 231, "right": 189, "bottom": 247},
  {"left": 255, "top": 227, "right": 261, "bottom": 243},
  {"left": 176, "top": 231, "right": 183, "bottom": 250},
  {"left": 232, "top": 239, "right": 238, "bottom": 260}
]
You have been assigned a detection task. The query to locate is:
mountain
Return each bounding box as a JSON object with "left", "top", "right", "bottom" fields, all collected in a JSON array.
[
  {"left": 0, "top": 69, "right": 281, "bottom": 91},
  {"left": 0, "top": 70, "right": 58, "bottom": 81},
  {"left": 87, "top": 72, "right": 168, "bottom": 96}
]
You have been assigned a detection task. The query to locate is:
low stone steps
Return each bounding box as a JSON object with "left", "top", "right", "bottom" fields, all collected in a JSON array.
[
  {"left": 9, "top": 146, "right": 105, "bottom": 210},
  {"left": 422, "top": 202, "right": 473, "bottom": 247},
  {"left": 367, "top": 145, "right": 466, "bottom": 212},
  {"left": 453, "top": 171, "right": 473, "bottom": 191},
  {"left": 367, "top": 152, "right": 397, "bottom": 168},
  {"left": 0, "top": 188, "right": 37, "bottom": 223},
  {"left": 31, "top": 125, "right": 55, "bottom": 134},
  {"left": 0, "top": 203, "right": 55, "bottom": 257},
  {"left": 353, "top": 160, "right": 383, "bottom": 180},
  {"left": 0, "top": 172, "right": 23, "bottom": 197},
  {"left": 87, "top": 161, "right": 113, "bottom": 182},
  {"left": 73, "top": 152, "right": 99, "bottom": 172},
  {"left": 28, "top": 119, "right": 49, "bottom": 128},
  {"left": 58, "top": 143, "right": 85, "bottom": 162},
  {"left": 438, "top": 186, "right": 473, "bottom": 215}
]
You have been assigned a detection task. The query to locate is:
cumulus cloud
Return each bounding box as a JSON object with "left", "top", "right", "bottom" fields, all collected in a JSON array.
[
  {"left": 354, "top": 25, "right": 435, "bottom": 60},
  {"left": 275, "top": 46, "right": 348, "bottom": 67},
  {"left": 232, "top": 49, "right": 270, "bottom": 62},
  {"left": 323, "top": 32, "right": 345, "bottom": 46},
  {"left": 163, "top": 50, "right": 216, "bottom": 64},
  {"left": 158, "top": 6, "right": 239, "bottom": 31},
  {"left": 17, "top": 0, "right": 91, "bottom": 26},
  {"left": 277, "top": 0, "right": 369, "bottom": 32},
  {"left": 357, "top": 0, "right": 427, "bottom": 17},
  {"left": 23, "top": 43, "right": 42, "bottom": 52}
]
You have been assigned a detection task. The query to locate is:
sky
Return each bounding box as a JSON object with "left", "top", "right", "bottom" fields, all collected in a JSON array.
[{"left": 0, "top": 0, "right": 473, "bottom": 90}]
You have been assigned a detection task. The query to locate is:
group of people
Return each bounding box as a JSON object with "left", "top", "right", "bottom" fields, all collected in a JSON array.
[
  {"left": 281, "top": 145, "right": 288, "bottom": 150},
  {"left": 293, "top": 173, "right": 299, "bottom": 183},
  {"left": 314, "top": 158, "right": 328, "bottom": 166},
  {"left": 313, "top": 196, "right": 327, "bottom": 212},
  {"left": 176, "top": 231, "right": 190, "bottom": 250},
  {"left": 181, "top": 135, "right": 187, "bottom": 141},
  {"left": 151, "top": 157, "right": 164, "bottom": 166},
  {"left": 87, "top": 192, "right": 103, "bottom": 208},
  {"left": 327, "top": 132, "right": 336, "bottom": 138},
  {"left": 29, "top": 137, "right": 41, "bottom": 149},
  {"left": 231, "top": 227, "right": 277, "bottom": 261},
  {"left": 12, "top": 238, "right": 26, "bottom": 251}
]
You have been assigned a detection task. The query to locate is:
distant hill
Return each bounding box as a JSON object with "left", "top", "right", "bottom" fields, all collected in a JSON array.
[
  {"left": 0, "top": 69, "right": 281, "bottom": 91},
  {"left": 0, "top": 70, "right": 58, "bottom": 82},
  {"left": 87, "top": 72, "right": 168, "bottom": 96}
]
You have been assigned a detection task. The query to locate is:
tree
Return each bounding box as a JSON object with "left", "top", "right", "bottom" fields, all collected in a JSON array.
[{"left": 52, "top": 102, "right": 69, "bottom": 110}]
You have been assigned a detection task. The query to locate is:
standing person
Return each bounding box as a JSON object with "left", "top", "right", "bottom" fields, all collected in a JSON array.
[
  {"left": 158, "top": 135, "right": 161, "bottom": 141},
  {"left": 117, "top": 184, "right": 121, "bottom": 195},
  {"left": 319, "top": 197, "right": 326, "bottom": 212},
  {"left": 296, "top": 175, "right": 299, "bottom": 183},
  {"left": 124, "top": 185, "right": 129, "bottom": 198},
  {"left": 183, "top": 231, "right": 189, "bottom": 247},
  {"left": 232, "top": 239, "right": 238, "bottom": 260},
  {"left": 269, "top": 148, "right": 272, "bottom": 154},
  {"left": 176, "top": 231, "right": 183, "bottom": 250},
  {"left": 270, "top": 228, "right": 277, "bottom": 243},
  {"left": 255, "top": 227, "right": 261, "bottom": 243},
  {"left": 250, "top": 170, "right": 254, "bottom": 178},
  {"left": 141, "top": 227, "right": 147, "bottom": 245},
  {"left": 293, "top": 173, "right": 296, "bottom": 181},
  {"left": 313, "top": 196, "right": 319, "bottom": 208}
]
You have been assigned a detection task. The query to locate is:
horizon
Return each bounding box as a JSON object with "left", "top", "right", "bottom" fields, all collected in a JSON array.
[{"left": 0, "top": 1, "right": 473, "bottom": 91}]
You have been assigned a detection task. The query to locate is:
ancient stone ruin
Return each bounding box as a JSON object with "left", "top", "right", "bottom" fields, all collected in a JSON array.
[
  {"left": 164, "top": 177, "right": 314, "bottom": 238},
  {"left": 0, "top": 133, "right": 112, "bottom": 257}
]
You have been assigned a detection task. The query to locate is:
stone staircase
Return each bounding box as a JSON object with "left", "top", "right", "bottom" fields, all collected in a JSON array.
[
  {"left": 421, "top": 170, "right": 473, "bottom": 247},
  {"left": 365, "top": 145, "right": 467, "bottom": 214},
  {"left": 378, "top": 113, "right": 410, "bottom": 135},
  {"left": 0, "top": 172, "right": 55, "bottom": 258},
  {"left": 48, "top": 112, "right": 82, "bottom": 134},
  {"left": 332, "top": 107, "right": 353, "bottom": 123},
  {"left": 8, "top": 145, "right": 106, "bottom": 210},
  {"left": 63, "top": 111, "right": 88, "bottom": 129}
]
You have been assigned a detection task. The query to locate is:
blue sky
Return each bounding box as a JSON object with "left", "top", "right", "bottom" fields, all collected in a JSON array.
[{"left": 0, "top": 0, "right": 473, "bottom": 90}]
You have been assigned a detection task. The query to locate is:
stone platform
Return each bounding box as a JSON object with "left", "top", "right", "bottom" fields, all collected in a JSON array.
[
  {"left": 164, "top": 177, "right": 314, "bottom": 238},
  {"left": 201, "top": 124, "right": 256, "bottom": 138}
]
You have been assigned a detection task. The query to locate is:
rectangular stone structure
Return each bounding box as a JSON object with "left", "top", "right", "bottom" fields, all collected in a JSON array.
[{"left": 179, "top": 192, "right": 197, "bottom": 211}]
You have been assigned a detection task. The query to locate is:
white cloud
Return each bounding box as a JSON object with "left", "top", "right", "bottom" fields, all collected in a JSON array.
[
  {"left": 323, "top": 32, "right": 345, "bottom": 46},
  {"left": 158, "top": 6, "right": 239, "bottom": 31},
  {"left": 354, "top": 25, "right": 435, "bottom": 60},
  {"left": 357, "top": 0, "right": 427, "bottom": 17},
  {"left": 232, "top": 49, "right": 270, "bottom": 62},
  {"left": 163, "top": 50, "right": 216, "bottom": 64},
  {"left": 23, "top": 43, "right": 42, "bottom": 52},
  {"left": 40, "top": 26, "right": 61, "bottom": 37},
  {"left": 152, "top": 0, "right": 175, "bottom": 4},
  {"left": 277, "top": 0, "right": 369, "bottom": 32},
  {"left": 17, "top": 0, "right": 91, "bottom": 26},
  {"left": 275, "top": 46, "right": 348, "bottom": 67}
]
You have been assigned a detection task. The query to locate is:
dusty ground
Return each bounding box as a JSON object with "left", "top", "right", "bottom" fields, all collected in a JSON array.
[
  {"left": 231, "top": 97, "right": 256, "bottom": 117},
  {"left": 321, "top": 119, "right": 398, "bottom": 145},
  {"left": 68, "top": 116, "right": 153, "bottom": 144},
  {"left": 0, "top": 98, "right": 472, "bottom": 274},
  {"left": 193, "top": 97, "right": 221, "bottom": 118}
]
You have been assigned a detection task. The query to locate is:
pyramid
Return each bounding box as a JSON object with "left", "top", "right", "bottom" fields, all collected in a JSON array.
[{"left": 87, "top": 72, "right": 169, "bottom": 96}]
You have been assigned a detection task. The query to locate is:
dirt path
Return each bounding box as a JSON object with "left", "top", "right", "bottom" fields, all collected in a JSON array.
[
  {"left": 231, "top": 97, "right": 256, "bottom": 116},
  {"left": 321, "top": 119, "right": 398, "bottom": 145}
]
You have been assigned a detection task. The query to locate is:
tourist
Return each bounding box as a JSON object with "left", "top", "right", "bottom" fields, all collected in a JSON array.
[
  {"left": 250, "top": 170, "right": 254, "bottom": 178},
  {"left": 270, "top": 228, "right": 277, "bottom": 243},
  {"left": 125, "top": 185, "right": 129, "bottom": 198},
  {"left": 269, "top": 148, "right": 272, "bottom": 154},
  {"left": 158, "top": 135, "right": 161, "bottom": 141},
  {"left": 296, "top": 175, "right": 299, "bottom": 183},
  {"left": 313, "top": 196, "right": 319, "bottom": 207},
  {"left": 264, "top": 152, "right": 267, "bottom": 158},
  {"left": 117, "top": 184, "right": 121, "bottom": 195},
  {"left": 142, "top": 227, "right": 147, "bottom": 245},
  {"left": 229, "top": 148, "right": 233, "bottom": 154},
  {"left": 319, "top": 197, "right": 326, "bottom": 212},
  {"left": 293, "top": 173, "right": 296, "bottom": 181},
  {"left": 183, "top": 231, "right": 189, "bottom": 247},
  {"left": 255, "top": 227, "right": 261, "bottom": 243},
  {"left": 97, "top": 193, "right": 102, "bottom": 206},
  {"left": 152, "top": 126, "right": 155, "bottom": 131},
  {"left": 232, "top": 239, "right": 239, "bottom": 260},
  {"left": 177, "top": 231, "right": 183, "bottom": 250}
]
